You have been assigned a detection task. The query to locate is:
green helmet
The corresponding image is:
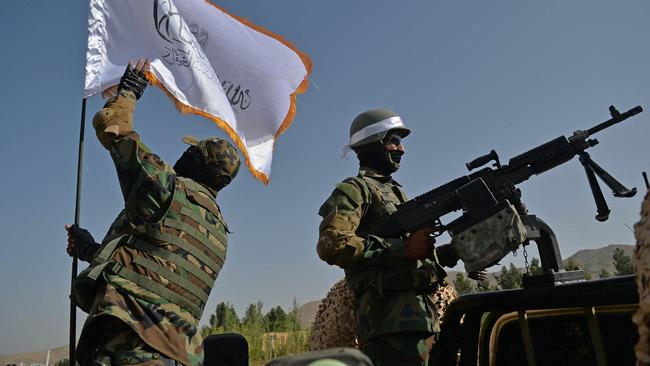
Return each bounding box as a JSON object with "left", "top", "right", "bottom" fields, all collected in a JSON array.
[
  {"left": 349, "top": 108, "right": 411, "bottom": 150},
  {"left": 174, "top": 135, "right": 241, "bottom": 191}
]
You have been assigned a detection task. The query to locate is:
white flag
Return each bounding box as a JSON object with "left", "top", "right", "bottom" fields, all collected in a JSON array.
[{"left": 84, "top": 0, "right": 311, "bottom": 184}]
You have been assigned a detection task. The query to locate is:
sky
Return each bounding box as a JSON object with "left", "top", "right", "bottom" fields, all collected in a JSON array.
[{"left": 1, "top": 0, "right": 649, "bottom": 355}]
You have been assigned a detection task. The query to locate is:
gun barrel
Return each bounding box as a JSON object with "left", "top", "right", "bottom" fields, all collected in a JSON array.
[{"left": 587, "top": 106, "right": 642, "bottom": 136}]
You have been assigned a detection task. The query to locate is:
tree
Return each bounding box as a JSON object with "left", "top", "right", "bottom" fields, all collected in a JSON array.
[
  {"left": 613, "top": 248, "right": 633, "bottom": 276},
  {"left": 55, "top": 359, "right": 70, "bottom": 366},
  {"left": 265, "top": 306, "right": 288, "bottom": 332},
  {"left": 497, "top": 263, "right": 522, "bottom": 289},
  {"left": 476, "top": 280, "right": 498, "bottom": 292},
  {"left": 242, "top": 301, "right": 265, "bottom": 328},
  {"left": 599, "top": 269, "right": 612, "bottom": 279},
  {"left": 453, "top": 273, "right": 475, "bottom": 294},
  {"left": 564, "top": 258, "right": 581, "bottom": 271},
  {"left": 529, "top": 258, "right": 543, "bottom": 275},
  {"left": 284, "top": 297, "right": 302, "bottom": 332},
  {"left": 209, "top": 302, "right": 240, "bottom": 331}
]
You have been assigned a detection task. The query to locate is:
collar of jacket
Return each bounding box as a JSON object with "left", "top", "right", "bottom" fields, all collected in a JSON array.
[{"left": 358, "top": 166, "right": 402, "bottom": 186}]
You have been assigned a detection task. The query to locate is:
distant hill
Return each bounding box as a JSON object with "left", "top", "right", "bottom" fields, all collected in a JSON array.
[
  {"left": 297, "top": 301, "right": 320, "bottom": 329},
  {"left": 0, "top": 344, "right": 68, "bottom": 365},
  {"left": 563, "top": 244, "right": 634, "bottom": 275}
]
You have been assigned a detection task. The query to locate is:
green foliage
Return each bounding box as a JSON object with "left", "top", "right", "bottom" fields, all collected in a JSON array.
[
  {"left": 265, "top": 306, "right": 288, "bottom": 332},
  {"left": 564, "top": 258, "right": 581, "bottom": 271},
  {"left": 453, "top": 273, "right": 475, "bottom": 294},
  {"left": 202, "top": 299, "right": 309, "bottom": 364},
  {"left": 284, "top": 297, "right": 302, "bottom": 332},
  {"left": 529, "top": 257, "right": 543, "bottom": 275},
  {"left": 209, "top": 302, "right": 240, "bottom": 330},
  {"left": 599, "top": 269, "right": 612, "bottom": 279},
  {"left": 562, "top": 258, "right": 594, "bottom": 279},
  {"left": 613, "top": 248, "right": 634, "bottom": 276},
  {"left": 476, "top": 280, "right": 498, "bottom": 292},
  {"left": 242, "top": 301, "right": 265, "bottom": 328},
  {"left": 55, "top": 359, "right": 70, "bottom": 366},
  {"left": 497, "top": 263, "right": 522, "bottom": 289}
]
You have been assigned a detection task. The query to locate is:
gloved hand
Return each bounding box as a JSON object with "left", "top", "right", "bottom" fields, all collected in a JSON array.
[
  {"left": 118, "top": 59, "right": 150, "bottom": 100},
  {"left": 65, "top": 224, "right": 100, "bottom": 262},
  {"left": 92, "top": 59, "right": 150, "bottom": 149},
  {"left": 405, "top": 228, "right": 436, "bottom": 261}
]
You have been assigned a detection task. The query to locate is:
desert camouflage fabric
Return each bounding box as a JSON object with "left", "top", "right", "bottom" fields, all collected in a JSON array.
[
  {"left": 634, "top": 191, "right": 650, "bottom": 366},
  {"left": 309, "top": 279, "right": 358, "bottom": 350},
  {"left": 317, "top": 167, "right": 446, "bottom": 363},
  {"left": 309, "top": 279, "right": 458, "bottom": 351},
  {"left": 452, "top": 202, "right": 527, "bottom": 272},
  {"left": 76, "top": 92, "right": 230, "bottom": 366},
  {"left": 92, "top": 89, "right": 137, "bottom": 149}
]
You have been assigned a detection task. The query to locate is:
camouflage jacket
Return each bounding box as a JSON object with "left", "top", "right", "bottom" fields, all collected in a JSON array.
[
  {"left": 317, "top": 167, "right": 443, "bottom": 342},
  {"left": 76, "top": 92, "right": 228, "bottom": 366}
]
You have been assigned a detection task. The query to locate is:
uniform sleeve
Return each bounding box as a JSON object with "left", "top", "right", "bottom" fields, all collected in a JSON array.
[
  {"left": 96, "top": 93, "right": 176, "bottom": 225},
  {"left": 317, "top": 179, "right": 401, "bottom": 269}
]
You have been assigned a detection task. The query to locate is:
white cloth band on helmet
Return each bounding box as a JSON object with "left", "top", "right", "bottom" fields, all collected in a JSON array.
[
  {"left": 349, "top": 116, "right": 404, "bottom": 146},
  {"left": 341, "top": 116, "right": 405, "bottom": 159}
]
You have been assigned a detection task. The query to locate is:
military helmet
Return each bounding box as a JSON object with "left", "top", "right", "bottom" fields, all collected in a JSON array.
[
  {"left": 349, "top": 108, "right": 411, "bottom": 150},
  {"left": 174, "top": 135, "right": 241, "bottom": 191}
]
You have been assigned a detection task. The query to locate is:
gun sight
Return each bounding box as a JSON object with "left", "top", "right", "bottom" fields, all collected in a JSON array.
[{"left": 586, "top": 105, "right": 643, "bottom": 137}]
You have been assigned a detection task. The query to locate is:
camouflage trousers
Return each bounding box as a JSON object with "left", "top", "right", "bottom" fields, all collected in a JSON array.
[
  {"left": 80, "top": 324, "right": 180, "bottom": 366},
  {"left": 360, "top": 331, "right": 436, "bottom": 366}
]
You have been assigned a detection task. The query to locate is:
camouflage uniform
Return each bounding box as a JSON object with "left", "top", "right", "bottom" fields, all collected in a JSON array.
[
  {"left": 634, "top": 191, "right": 650, "bottom": 366},
  {"left": 74, "top": 90, "right": 236, "bottom": 366},
  {"left": 309, "top": 278, "right": 458, "bottom": 352},
  {"left": 317, "top": 167, "right": 446, "bottom": 366}
]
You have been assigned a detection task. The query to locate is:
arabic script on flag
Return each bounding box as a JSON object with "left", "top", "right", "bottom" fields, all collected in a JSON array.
[{"left": 84, "top": 0, "right": 312, "bottom": 184}]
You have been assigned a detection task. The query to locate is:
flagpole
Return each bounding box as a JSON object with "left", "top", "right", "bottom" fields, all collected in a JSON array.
[{"left": 69, "top": 97, "right": 87, "bottom": 366}]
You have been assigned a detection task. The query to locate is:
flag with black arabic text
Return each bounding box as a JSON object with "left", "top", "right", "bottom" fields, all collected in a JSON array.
[{"left": 84, "top": 0, "right": 312, "bottom": 184}]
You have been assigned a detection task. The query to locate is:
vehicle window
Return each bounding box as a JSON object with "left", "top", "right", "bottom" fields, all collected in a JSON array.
[{"left": 487, "top": 305, "right": 637, "bottom": 366}]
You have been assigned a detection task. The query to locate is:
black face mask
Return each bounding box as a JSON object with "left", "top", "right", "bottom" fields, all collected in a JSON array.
[
  {"left": 389, "top": 150, "right": 404, "bottom": 165},
  {"left": 356, "top": 143, "right": 404, "bottom": 175}
]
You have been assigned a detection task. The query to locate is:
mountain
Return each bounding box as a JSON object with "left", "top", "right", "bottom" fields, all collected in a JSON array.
[
  {"left": 296, "top": 301, "right": 321, "bottom": 329},
  {"left": 0, "top": 345, "right": 68, "bottom": 366},
  {"left": 563, "top": 244, "right": 634, "bottom": 275}
]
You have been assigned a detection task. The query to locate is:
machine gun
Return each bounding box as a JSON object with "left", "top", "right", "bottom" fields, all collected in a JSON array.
[{"left": 371, "top": 105, "right": 643, "bottom": 279}]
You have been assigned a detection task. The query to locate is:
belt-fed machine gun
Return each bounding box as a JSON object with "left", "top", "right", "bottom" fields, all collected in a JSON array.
[{"left": 371, "top": 105, "right": 643, "bottom": 285}]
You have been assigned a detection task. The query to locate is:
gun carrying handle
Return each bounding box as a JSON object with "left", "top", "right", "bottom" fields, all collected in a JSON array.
[{"left": 466, "top": 149, "right": 500, "bottom": 171}]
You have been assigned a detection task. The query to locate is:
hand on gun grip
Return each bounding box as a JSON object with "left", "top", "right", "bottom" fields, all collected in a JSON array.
[{"left": 405, "top": 228, "right": 436, "bottom": 261}]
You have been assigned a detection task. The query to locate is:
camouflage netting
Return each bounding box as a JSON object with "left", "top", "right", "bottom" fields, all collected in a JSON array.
[
  {"left": 634, "top": 191, "right": 650, "bottom": 366},
  {"left": 429, "top": 282, "right": 459, "bottom": 326},
  {"left": 309, "top": 279, "right": 458, "bottom": 351}
]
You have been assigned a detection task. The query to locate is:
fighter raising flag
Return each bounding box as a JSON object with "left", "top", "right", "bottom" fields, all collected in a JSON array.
[{"left": 68, "top": 1, "right": 311, "bottom": 364}]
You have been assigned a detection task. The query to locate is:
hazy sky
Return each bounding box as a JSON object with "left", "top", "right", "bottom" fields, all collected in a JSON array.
[{"left": 1, "top": 0, "right": 649, "bottom": 355}]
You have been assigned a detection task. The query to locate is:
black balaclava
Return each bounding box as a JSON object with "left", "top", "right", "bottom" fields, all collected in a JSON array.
[{"left": 355, "top": 141, "right": 404, "bottom": 176}]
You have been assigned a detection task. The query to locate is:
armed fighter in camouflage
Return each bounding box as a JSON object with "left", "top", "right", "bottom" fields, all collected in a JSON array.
[
  {"left": 316, "top": 109, "right": 462, "bottom": 366},
  {"left": 66, "top": 59, "right": 241, "bottom": 366}
]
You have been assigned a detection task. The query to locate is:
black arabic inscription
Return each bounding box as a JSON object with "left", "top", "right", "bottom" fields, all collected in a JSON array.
[{"left": 153, "top": 0, "right": 252, "bottom": 111}]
